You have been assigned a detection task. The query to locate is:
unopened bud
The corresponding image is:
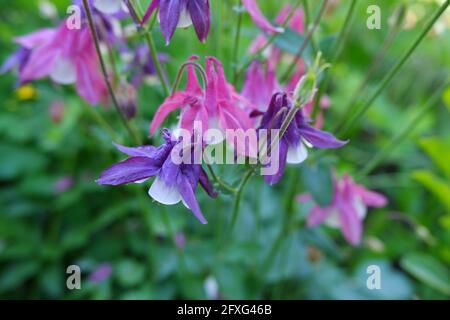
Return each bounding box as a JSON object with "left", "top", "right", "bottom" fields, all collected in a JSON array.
[
  {"left": 293, "top": 52, "right": 329, "bottom": 108},
  {"left": 118, "top": 82, "right": 137, "bottom": 119}
]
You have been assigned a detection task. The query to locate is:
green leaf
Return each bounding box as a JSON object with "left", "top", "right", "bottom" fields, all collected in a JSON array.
[
  {"left": 300, "top": 162, "right": 333, "bottom": 207},
  {"left": 419, "top": 137, "right": 450, "bottom": 173},
  {"left": 412, "top": 170, "right": 450, "bottom": 212},
  {"left": 443, "top": 85, "right": 450, "bottom": 112},
  {"left": 115, "top": 259, "right": 146, "bottom": 288},
  {"left": 419, "top": 137, "right": 450, "bottom": 178},
  {"left": 0, "top": 261, "right": 40, "bottom": 293},
  {"left": 0, "top": 144, "right": 47, "bottom": 180},
  {"left": 400, "top": 253, "right": 450, "bottom": 296}
]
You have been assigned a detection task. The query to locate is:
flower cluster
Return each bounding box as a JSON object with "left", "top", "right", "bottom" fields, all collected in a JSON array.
[{"left": 2, "top": 0, "right": 388, "bottom": 245}]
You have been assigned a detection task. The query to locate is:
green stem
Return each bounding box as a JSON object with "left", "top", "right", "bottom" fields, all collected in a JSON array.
[
  {"left": 334, "top": 5, "right": 406, "bottom": 132},
  {"left": 302, "top": 0, "right": 311, "bottom": 28},
  {"left": 358, "top": 78, "right": 450, "bottom": 178},
  {"left": 207, "top": 164, "right": 237, "bottom": 194},
  {"left": 229, "top": 168, "right": 255, "bottom": 231},
  {"left": 339, "top": 0, "right": 450, "bottom": 136},
  {"left": 82, "top": 0, "right": 141, "bottom": 145},
  {"left": 312, "top": 0, "right": 357, "bottom": 116},
  {"left": 261, "top": 169, "right": 299, "bottom": 274},
  {"left": 130, "top": 0, "right": 171, "bottom": 97},
  {"left": 280, "top": 0, "right": 329, "bottom": 82},
  {"left": 232, "top": 1, "right": 244, "bottom": 85},
  {"left": 172, "top": 61, "right": 207, "bottom": 95}
]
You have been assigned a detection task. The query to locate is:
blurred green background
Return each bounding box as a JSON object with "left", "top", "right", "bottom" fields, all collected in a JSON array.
[{"left": 0, "top": 0, "right": 449, "bottom": 299}]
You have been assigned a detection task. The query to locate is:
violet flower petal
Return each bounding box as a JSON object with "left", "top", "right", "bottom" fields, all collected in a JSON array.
[
  {"left": 97, "top": 157, "right": 160, "bottom": 185},
  {"left": 299, "top": 125, "right": 348, "bottom": 149},
  {"left": 199, "top": 168, "right": 218, "bottom": 198},
  {"left": 263, "top": 138, "right": 288, "bottom": 185},
  {"left": 113, "top": 143, "right": 157, "bottom": 158},
  {"left": 176, "top": 173, "right": 208, "bottom": 224},
  {"left": 159, "top": 0, "right": 183, "bottom": 44},
  {"left": 187, "top": 0, "right": 210, "bottom": 42}
]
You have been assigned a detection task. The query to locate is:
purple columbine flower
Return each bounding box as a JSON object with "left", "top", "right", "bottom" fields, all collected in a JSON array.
[
  {"left": 299, "top": 173, "right": 388, "bottom": 245},
  {"left": 124, "top": 44, "right": 168, "bottom": 88},
  {"left": 142, "top": 0, "right": 211, "bottom": 44},
  {"left": 96, "top": 129, "right": 217, "bottom": 224},
  {"left": 259, "top": 93, "right": 348, "bottom": 185}
]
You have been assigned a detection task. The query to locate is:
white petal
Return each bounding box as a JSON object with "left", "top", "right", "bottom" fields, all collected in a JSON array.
[
  {"left": 93, "top": 0, "right": 122, "bottom": 14},
  {"left": 206, "top": 118, "right": 225, "bottom": 144},
  {"left": 354, "top": 197, "right": 367, "bottom": 219},
  {"left": 325, "top": 208, "right": 341, "bottom": 229},
  {"left": 177, "top": 7, "right": 193, "bottom": 28},
  {"left": 204, "top": 276, "right": 219, "bottom": 299},
  {"left": 182, "top": 198, "right": 190, "bottom": 209},
  {"left": 302, "top": 138, "right": 313, "bottom": 148},
  {"left": 134, "top": 178, "right": 149, "bottom": 184},
  {"left": 325, "top": 199, "right": 367, "bottom": 229},
  {"left": 286, "top": 142, "right": 308, "bottom": 164},
  {"left": 50, "top": 58, "right": 76, "bottom": 84},
  {"left": 148, "top": 177, "right": 182, "bottom": 205}
]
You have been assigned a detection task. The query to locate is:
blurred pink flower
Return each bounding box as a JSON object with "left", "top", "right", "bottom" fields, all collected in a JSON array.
[
  {"left": 299, "top": 174, "right": 388, "bottom": 246},
  {"left": 242, "top": 0, "right": 284, "bottom": 34},
  {"left": 54, "top": 176, "right": 74, "bottom": 193},
  {"left": 49, "top": 100, "right": 64, "bottom": 124},
  {"left": 174, "top": 232, "right": 186, "bottom": 248},
  {"left": 17, "top": 22, "right": 108, "bottom": 105}
]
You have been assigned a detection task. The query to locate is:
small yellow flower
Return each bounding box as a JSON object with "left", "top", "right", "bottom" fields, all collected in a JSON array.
[{"left": 15, "top": 84, "right": 37, "bottom": 101}]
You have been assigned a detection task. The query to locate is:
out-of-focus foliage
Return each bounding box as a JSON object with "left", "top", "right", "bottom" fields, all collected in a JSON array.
[{"left": 0, "top": 0, "right": 449, "bottom": 299}]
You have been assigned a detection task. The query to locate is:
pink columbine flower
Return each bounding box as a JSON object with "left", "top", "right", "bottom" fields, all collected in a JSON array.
[
  {"left": 241, "top": 60, "right": 280, "bottom": 112},
  {"left": 243, "top": 5, "right": 330, "bottom": 128},
  {"left": 11, "top": 21, "right": 108, "bottom": 105},
  {"left": 149, "top": 56, "right": 258, "bottom": 157},
  {"left": 299, "top": 174, "right": 388, "bottom": 246}
]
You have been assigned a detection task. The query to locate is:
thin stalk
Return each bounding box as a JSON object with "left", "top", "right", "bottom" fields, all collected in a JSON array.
[
  {"left": 232, "top": 1, "right": 244, "bottom": 85},
  {"left": 229, "top": 168, "right": 255, "bottom": 231},
  {"left": 358, "top": 78, "right": 450, "bottom": 178},
  {"left": 261, "top": 169, "right": 299, "bottom": 275},
  {"left": 339, "top": 0, "right": 450, "bottom": 136},
  {"left": 97, "top": 21, "right": 119, "bottom": 85},
  {"left": 229, "top": 104, "right": 300, "bottom": 232},
  {"left": 207, "top": 163, "right": 238, "bottom": 194},
  {"left": 302, "top": 0, "right": 310, "bottom": 26},
  {"left": 171, "top": 61, "right": 207, "bottom": 94},
  {"left": 312, "top": 0, "right": 357, "bottom": 116},
  {"left": 129, "top": 0, "right": 171, "bottom": 97},
  {"left": 82, "top": 0, "right": 141, "bottom": 145},
  {"left": 280, "top": 0, "right": 329, "bottom": 82},
  {"left": 334, "top": 5, "right": 406, "bottom": 132}
]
